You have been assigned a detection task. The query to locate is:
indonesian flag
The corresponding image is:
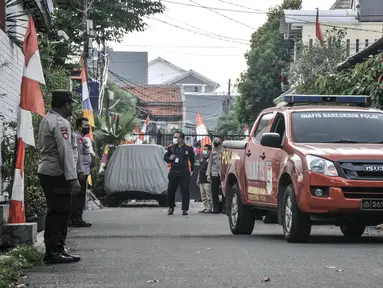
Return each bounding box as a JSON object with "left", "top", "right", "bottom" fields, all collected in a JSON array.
[
  {"left": 136, "top": 116, "right": 150, "bottom": 144},
  {"left": 316, "top": 8, "right": 323, "bottom": 42},
  {"left": 196, "top": 112, "right": 211, "bottom": 148},
  {"left": 9, "top": 16, "right": 45, "bottom": 224}
]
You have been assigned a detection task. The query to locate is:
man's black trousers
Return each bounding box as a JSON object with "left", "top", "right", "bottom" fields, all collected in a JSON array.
[
  {"left": 211, "top": 176, "right": 220, "bottom": 207},
  {"left": 38, "top": 174, "right": 71, "bottom": 247},
  {"left": 167, "top": 172, "right": 190, "bottom": 210},
  {"left": 71, "top": 175, "right": 87, "bottom": 220}
]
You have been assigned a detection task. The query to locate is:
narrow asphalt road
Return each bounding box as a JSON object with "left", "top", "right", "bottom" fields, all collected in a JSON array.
[{"left": 23, "top": 203, "right": 383, "bottom": 288}]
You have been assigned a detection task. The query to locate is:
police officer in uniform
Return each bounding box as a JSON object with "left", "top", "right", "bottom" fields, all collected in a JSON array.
[
  {"left": 69, "top": 117, "right": 92, "bottom": 227},
  {"left": 164, "top": 131, "right": 195, "bottom": 216},
  {"left": 37, "top": 90, "right": 81, "bottom": 264}
]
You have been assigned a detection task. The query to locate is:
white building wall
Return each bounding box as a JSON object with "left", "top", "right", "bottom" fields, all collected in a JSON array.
[
  {"left": 148, "top": 61, "right": 183, "bottom": 84},
  {"left": 5, "top": 1, "right": 28, "bottom": 42},
  {"left": 0, "top": 29, "right": 23, "bottom": 122},
  {"left": 302, "top": 22, "right": 383, "bottom": 55}
]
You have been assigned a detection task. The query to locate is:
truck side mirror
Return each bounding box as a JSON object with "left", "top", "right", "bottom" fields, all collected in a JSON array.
[{"left": 260, "top": 133, "right": 281, "bottom": 148}]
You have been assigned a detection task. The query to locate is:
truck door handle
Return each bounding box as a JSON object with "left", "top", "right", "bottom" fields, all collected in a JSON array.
[
  {"left": 260, "top": 152, "right": 266, "bottom": 159},
  {"left": 245, "top": 150, "right": 251, "bottom": 157}
]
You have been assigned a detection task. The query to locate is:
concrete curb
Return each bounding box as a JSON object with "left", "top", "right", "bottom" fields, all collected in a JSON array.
[{"left": 34, "top": 231, "right": 45, "bottom": 254}]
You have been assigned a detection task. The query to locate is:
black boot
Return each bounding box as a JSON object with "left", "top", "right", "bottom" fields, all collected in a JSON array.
[
  {"left": 44, "top": 246, "right": 76, "bottom": 264},
  {"left": 212, "top": 204, "right": 220, "bottom": 214},
  {"left": 168, "top": 208, "right": 174, "bottom": 215},
  {"left": 69, "top": 218, "right": 92, "bottom": 227},
  {"left": 58, "top": 245, "right": 81, "bottom": 262},
  {"left": 182, "top": 210, "right": 188, "bottom": 216}
]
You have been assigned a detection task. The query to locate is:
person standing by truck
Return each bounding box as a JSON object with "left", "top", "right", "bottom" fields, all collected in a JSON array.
[
  {"left": 164, "top": 131, "right": 195, "bottom": 216},
  {"left": 197, "top": 144, "right": 213, "bottom": 213},
  {"left": 207, "top": 136, "right": 224, "bottom": 214}
]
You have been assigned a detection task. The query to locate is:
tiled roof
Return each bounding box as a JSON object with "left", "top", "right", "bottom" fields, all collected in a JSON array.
[
  {"left": 124, "top": 85, "right": 181, "bottom": 103},
  {"left": 145, "top": 105, "right": 182, "bottom": 117}
]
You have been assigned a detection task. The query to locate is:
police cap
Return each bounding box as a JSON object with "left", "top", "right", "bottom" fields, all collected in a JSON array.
[{"left": 51, "top": 89, "right": 78, "bottom": 108}]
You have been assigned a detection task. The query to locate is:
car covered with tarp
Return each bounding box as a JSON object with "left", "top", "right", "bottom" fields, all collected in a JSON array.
[{"left": 105, "top": 144, "right": 169, "bottom": 206}]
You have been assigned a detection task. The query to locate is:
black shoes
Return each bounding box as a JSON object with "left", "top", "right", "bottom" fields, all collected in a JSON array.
[
  {"left": 44, "top": 246, "right": 80, "bottom": 264},
  {"left": 69, "top": 218, "right": 92, "bottom": 227},
  {"left": 167, "top": 208, "right": 188, "bottom": 215}
]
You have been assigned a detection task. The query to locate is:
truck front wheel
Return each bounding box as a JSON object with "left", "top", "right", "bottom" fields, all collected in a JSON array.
[
  {"left": 228, "top": 183, "right": 255, "bottom": 235},
  {"left": 340, "top": 224, "right": 365, "bottom": 240},
  {"left": 282, "top": 184, "right": 311, "bottom": 243}
]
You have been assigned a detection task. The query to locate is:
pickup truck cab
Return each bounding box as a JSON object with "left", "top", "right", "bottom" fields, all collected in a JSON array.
[{"left": 221, "top": 94, "right": 383, "bottom": 243}]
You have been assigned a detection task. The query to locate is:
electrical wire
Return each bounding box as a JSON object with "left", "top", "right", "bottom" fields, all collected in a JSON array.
[
  {"left": 151, "top": 17, "right": 249, "bottom": 45},
  {"left": 188, "top": 0, "right": 255, "bottom": 30}
]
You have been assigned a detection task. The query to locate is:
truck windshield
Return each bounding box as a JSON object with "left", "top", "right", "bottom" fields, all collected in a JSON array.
[{"left": 291, "top": 111, "right": 383, "bottom": 143}]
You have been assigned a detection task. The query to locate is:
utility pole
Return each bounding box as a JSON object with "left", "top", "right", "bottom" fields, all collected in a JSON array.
[
  {"left": 83, "top": 0, "right": 88, "bottom": 74},
  {"left": 228, "top": 79, "right": 231, "bottom": 96}
]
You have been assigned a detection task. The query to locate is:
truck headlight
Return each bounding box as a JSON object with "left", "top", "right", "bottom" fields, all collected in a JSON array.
[{"left": 305, "top": 155, "right": 338, "bottom": 176}]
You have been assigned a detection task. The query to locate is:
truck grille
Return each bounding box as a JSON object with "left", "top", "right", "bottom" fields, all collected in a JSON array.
[
  {"left": 342, "top": 187, "right": 383, "bottom": 199},
  {"left": 337, "top": 160, "right": 383, "bottom": 180}
]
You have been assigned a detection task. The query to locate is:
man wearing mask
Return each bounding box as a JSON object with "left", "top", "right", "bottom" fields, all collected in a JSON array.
[
  {"left": 197, "top": 144, "right": 212, "bottom": 213},
  {"left": 207, "top": 136, "right": 224, "bottom": 214},
  {"left": 38, "top": 90, "right": 81, "bottom": 264},
  {"left": 69, "top": 117, "right": 92, "bottom": 228},
  {"left": 164, "top": 131, "right": 195, "bottom": 216}
]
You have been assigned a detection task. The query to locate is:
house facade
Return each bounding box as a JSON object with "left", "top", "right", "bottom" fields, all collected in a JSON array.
[
  {"left": 0, "top": 0, "right": 54, "bottom": 122},
  {"left": 124, "top": 85, "right": 183, "bottom": 137},
  {"left": 148, "top": 57, "right": 220, "bottom": 93},
  {"left": 280, "top": 0, "right": 383, "bottom": 57}
]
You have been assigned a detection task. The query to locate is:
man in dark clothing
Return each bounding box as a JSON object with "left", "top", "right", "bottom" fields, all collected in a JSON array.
[
  {"left": 197, "top": 144, "right": 212, "bottom": 213},
  {"left": 164, "top": 131, "right": 195, "bottom": 216},
  {"left": 69, "top": 117, "right": 92, "bottom": 228},
  {"left": 37, "top": 90, "right": 81, "bottom": 264}
]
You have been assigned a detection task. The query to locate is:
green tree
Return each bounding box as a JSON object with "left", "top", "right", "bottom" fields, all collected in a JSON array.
[
  {"left": 298, "top": 53, "right": 383, "bottom": 108},
  {"left": 290, "top": 28, "right": 348, "bottom": 92},
  {"left": 106, "top": 82, "right": 137, "bottom": 115},
  {"left": 235, "top": 0, "right": 302, "bottom": 124},
  {"left": 49, "top": 0, "right": 165, "bottom": 65},
  {"left": 215, "top": 110, "right": 242, "bottom": 136}
]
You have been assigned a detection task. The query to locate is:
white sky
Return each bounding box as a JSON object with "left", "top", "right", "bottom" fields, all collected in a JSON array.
[{"left": 110, "top": 0, "right": 335, "bottom": 92}]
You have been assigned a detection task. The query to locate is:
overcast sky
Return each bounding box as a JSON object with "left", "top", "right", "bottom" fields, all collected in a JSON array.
[{"left": 110, "top": 0, "right": 335, "bottom": 92}]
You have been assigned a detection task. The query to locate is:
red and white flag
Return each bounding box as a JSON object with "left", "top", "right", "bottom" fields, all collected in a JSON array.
[
  {"left": 136, "top": 116, "right": 150, "bottom": 144},
  {"left": 315, "top": 8, "right": 323, "bottom": 42},
  {"left": 196, "top": 112, "right": 211, "bottom": 147},
  {"left": 9, "top": 16, "right": 45, "bottom": 223},
  {"left": 244, "top": 124, "right": 249, "bottom": 136}
]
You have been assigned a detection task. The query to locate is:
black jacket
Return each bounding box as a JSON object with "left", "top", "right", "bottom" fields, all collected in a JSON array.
[
  {"left": 164, "top": 143, "right": 195, "bottom": 174},
  {"left": 198, "top": 154, "right": 210, "bottom": 183}
]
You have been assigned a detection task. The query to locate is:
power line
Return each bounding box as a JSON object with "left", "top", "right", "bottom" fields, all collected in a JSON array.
[
  {"left": 162, "top": 14, "right": 248, "bottom": 41},
  {"left": 161, "top": 0, "right": 264, "bottom": 14},
  {"left": 188, "top": 0, "right": 255, "bottom": 30},
  {"left": 115, "top": 44, "right": 244, "bottom": 48},
  {"left": 151, "top": 17, "right": 249, "bottom": 45}
]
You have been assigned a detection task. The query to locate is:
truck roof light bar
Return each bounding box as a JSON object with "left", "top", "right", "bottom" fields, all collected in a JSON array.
[{"left": 273, "top": 95, "right": 371, "bottom": 107}]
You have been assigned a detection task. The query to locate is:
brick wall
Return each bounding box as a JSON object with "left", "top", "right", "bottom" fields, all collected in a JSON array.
[{"left": 0, "top": 29, "right": 23, "bottom": 122}]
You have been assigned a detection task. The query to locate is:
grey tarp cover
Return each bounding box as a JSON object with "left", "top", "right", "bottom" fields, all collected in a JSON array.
[{"left": 105, "top": 144, "right": 169, "bottom": 195}]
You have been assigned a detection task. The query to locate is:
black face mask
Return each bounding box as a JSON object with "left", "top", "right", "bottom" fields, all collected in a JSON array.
[
  {"left": 82, "top": 127, "right": 90, "bottom": 135},
  {"left": 214, "top": 141, "right": 220, "bottom": 147}
]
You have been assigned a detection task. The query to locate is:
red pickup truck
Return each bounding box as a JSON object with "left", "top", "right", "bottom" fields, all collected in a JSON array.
[{"left": 220, "top": 95, "right": 383, "bottom": 243}]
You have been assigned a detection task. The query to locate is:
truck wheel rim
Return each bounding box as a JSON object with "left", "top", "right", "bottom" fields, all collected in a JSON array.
[
  {"left": 231, "top": 194, "right": 238, "bottom": 227},
  {"left": 285, "top": 196, "right": 292, "bottom": 233}
]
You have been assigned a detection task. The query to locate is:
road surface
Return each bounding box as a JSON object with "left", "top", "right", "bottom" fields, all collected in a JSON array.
[{"left": 23, "top": 203, "right": 383, "bottom": 288}]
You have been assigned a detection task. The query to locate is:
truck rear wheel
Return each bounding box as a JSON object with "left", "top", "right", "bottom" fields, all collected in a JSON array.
[
  {"left": 340, "top": 224, "right": 365, "bottom": 240},
  {"left": 282, "top": 184, "right": 311, "bottom": 243},
  {"left": 228, "top": 183, "right": 255, "bottom": 235}
]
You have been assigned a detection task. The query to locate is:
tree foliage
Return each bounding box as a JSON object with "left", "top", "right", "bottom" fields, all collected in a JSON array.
[
  {"left": 296, "top": 53, "right": 383, "bottom": 107},
  {"left": 290, "top": 28, "right": 348, "bottom": 92},
  {"left": 235, "top": 0, "right": 302, "bottom": 124},
  {"left": 49, "top": 0, "right": 165, "bottom": 64},
  {"left": 215, "top": 110, "right": 242, "bottom": 135}
]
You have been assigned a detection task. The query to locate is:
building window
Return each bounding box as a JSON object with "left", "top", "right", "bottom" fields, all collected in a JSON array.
[
  {"left": 365, "top": 39, "right": 369, "bottom": 47},
  {"left": 356, "top": 39, "right": 360, "bottom": 53},
  {"left": 346, "top": 39, "right": 350, "bottom": 57},
  {"left": 194, "top": 87, "right": 198, "bottom": 92}
]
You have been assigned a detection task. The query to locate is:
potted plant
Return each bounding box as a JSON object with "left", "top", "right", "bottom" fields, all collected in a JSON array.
[{"left": 25, "top": 184, "right": 47, "bottom": 232}]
